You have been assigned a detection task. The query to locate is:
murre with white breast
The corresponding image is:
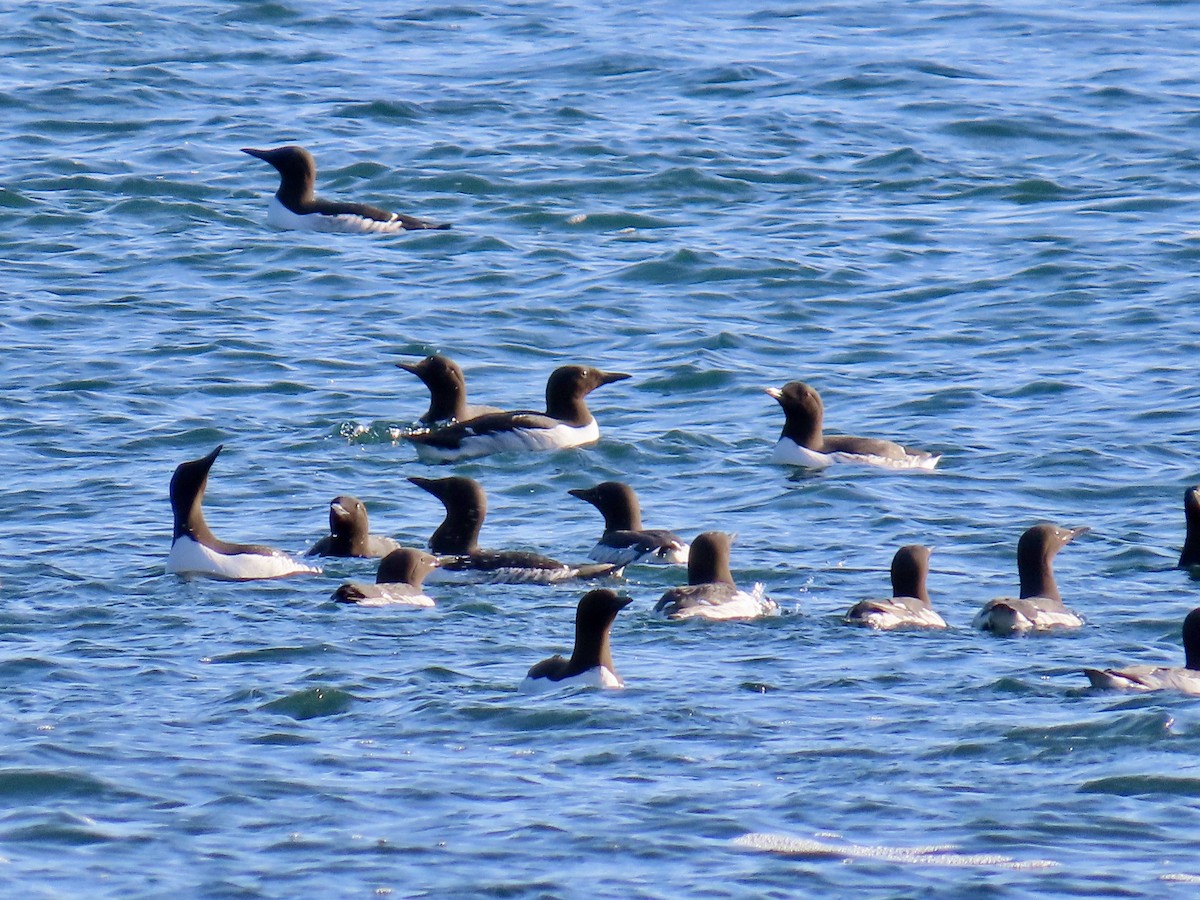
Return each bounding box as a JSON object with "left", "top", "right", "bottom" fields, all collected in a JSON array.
[
  {"left": 407, "top": 365, "right": 630, "bottom": 463},
  {"left": 765, "top": 381, "right": 939, "bottom": 470},
  {"left": 242, "top": 145, "right": 449, "bottom": 234},
  {"left": 654, "top": 531, "right": 777, "bottom": 620},
  {"left": 972, "top": 523, "right": 1089, "bottom": 635},
  {"left": 166, "top": 445, "right": 321, "bottom": 581},
  {"left": 332, "top": 548, "right": 441, "bottom": 607},
  {"left": 568, "top": 481, "right": 689, "bottom": 566},
  {"left": 844, "top": 544, "right": 946, "bottom": 630},
  {"left": 520, "top": 589, "right": 633, "bottom": 692}
]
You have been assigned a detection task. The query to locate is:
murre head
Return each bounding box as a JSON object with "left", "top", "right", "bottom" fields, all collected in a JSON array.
[
  {"left": 397, "top": 354, "right": 470, "bottom": 423},
  {"left": 1017, "top": 523, "right": 1089, "bottom": 601},
  {"left": 323, "top": 494, "right": 371, "bottom": 554},
  {"left": 170, "top": 444, "right": 223, "bottom": 540},
  {"left": 375, "top": 547, "right": 441, "bottom": 587},
  {"left": 242, "top": 145, "right": 317, "bottom": 205},
  {"left": 765, "top": 381, "right": 824, "bottom": 448},
  {"left": 890, "top": 544, "right": 932, "bottom": 603},
  {"left": 408, "top": 475, "right": 486, "bottom": 554},
  {"left": 568, "top": 481, "right": 643, "bottom": 532},
  {"left": 687, "top": 531, "right": 737, "bottom": 587},
  {"left": 544, "top": 365, "right": 630, "bottom": 423}
]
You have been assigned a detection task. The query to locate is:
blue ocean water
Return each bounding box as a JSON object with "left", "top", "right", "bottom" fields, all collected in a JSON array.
[{"left": 4, "top": 0, "right": 1200, "bottom": 895}]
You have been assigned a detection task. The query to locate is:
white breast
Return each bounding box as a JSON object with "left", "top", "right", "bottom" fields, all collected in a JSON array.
[
  {"left": 264, "top": 197, "right": 409, "bottom": 235},
  {"left": 518, "top": 665, "right": 624, "bottom": 693},
  {"left": 414, "top": 420, "right": 600, "bottom": 463},
  {"left": 166, "top": 536, "right": 321, "bottom": 581},
  {"left": 666, "top": 583, "right": 779, "bottom": 621},
  {"left": 352, "top": 587, "right": 435, "bottom": 608},
  {"left": 770, "top": 439, "right": 939, "bottom": 470},
  {"left": 847, "top": 600, "right": 947, "bottom": 630}
]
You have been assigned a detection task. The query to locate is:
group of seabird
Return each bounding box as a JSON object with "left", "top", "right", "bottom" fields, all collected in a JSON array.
[{"left": 169, "top": 144, "right": 1200, "bottom": 695}]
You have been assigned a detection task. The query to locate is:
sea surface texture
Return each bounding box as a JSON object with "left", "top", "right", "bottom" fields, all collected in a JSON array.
[{"left": 4, "top": 1, "right": 1200, "bottom": 896}]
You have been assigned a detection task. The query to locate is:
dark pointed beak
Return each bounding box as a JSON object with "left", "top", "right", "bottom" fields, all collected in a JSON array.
[
  {"left": 600, "top": 371, "right": 631, "bottom": 385},
  {"left": 567, "top": 487, "right": 594, "bottom": 502},
  {"left": 408, "top": 476, "right": 437, "bottom": 494},
  {"left": 241, "top": 148, "right": 269, "bottom": 161},
  {"left": 396, "top": 360, "right": 422, "bottom": 376}
]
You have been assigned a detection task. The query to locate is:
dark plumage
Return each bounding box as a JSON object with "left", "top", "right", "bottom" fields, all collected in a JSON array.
[
  {"left": 307, "top": 495, "right": 400, "bottom": 558},
  {"left": 396, "top": 354, "right": 502, "bottom": 427},
  {"left": 407, "top": 365, "right": 630, "bottom": 463},
  {"left": 568, "top": 481, "right": 689, "bottom": 566},
  {"left": 522, "top": 589, "right": 633, "bottom": 689}
]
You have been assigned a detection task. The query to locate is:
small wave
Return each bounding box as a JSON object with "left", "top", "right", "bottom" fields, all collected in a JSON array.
[
  {"left": 733, "top": 833, "right": 1058, "bottom": 869},
  {"left": 259, "top": 687, "right": 357, "bottom": 720}
]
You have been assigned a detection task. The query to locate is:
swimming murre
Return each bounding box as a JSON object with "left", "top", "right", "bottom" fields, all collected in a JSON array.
[
  {"left": 396, "top": 354, "right": 502, "bottom": 429},
  {"left": 654, "top": 531, "right": 777, "bottom": 620},
  {"left": 406, "top": 365, "right": 630, "bottom": 463},
  {"left": 568, "top": 481, "right": 689, "bottom": 566},
  {"left": 1084, "top": 607, "right": 1200, "bottom": 694},
  {"left": 972, "top": 523, "right": 1089, "bottom": 635},
  {"left": 844, "top": 545, "right": 946, "bottom": 630},
  {"left": 165, "top": 445, "right": 321, "bottom": 581},
  {"left": 307, "top": 495, "right": 400, "bottom": 559},
  {"left": 765, "top": 381, "right": 939, "bottom": 470},
  {"left": 520, "top": 589, "right": 633, "bottom": 692},
  {"left": 408, "top": 475, "right": 620, "bottom": 583},
  {"left": 242, "top": 145, "right": 450, "bottom": 234},
  {"left": 332, "top": 548, "right": 441, "bottom": 607}
]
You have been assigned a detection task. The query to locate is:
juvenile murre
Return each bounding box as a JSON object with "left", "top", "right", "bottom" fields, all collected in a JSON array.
[
  {"left": 409, "top": 475, "right": 620, "bottom": 583},
  {"left": 972, "top": 523, "right": 1089, "bottom": 635},
  {"left": 568, "top": 481, "right": 689, "bottom": 566},
  {"left": 242, "top": 145, "right": 450, "bottom": 234},
  {"left": 331, "top": 548, "right": 441, "bottom": 607},
  {"left": 165, "top": 445, "right": 321, "bottom": 580},
  {"left": 520, "top": 588, "right": 633, "bottom": 692},
  {"left": 844, "top": 545, "right": 946, "bottom": 630},
  {"left": 406, "top": 365, "right": 630, "bottom": 463},
  {"left": 1084, "top": 607, "right": 1200, "bottom": 694},
  {"left": 654, "top": 531, "right": 777, "bottom": 620},
  {"left": 765, "top": 381, "right": 939, "bottom": 470},
  {"left": 396, "top": 354, "right": 502, "bottom": 429},
  {"left": 307, "top": 495, "right": 400, "bottom": 558}
]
